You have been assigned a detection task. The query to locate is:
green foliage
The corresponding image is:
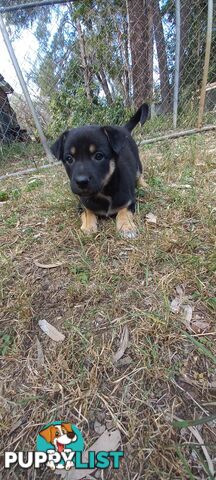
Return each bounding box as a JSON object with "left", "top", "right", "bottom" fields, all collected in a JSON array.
[
  {"left": 26, "top": 178, "right": 43, "bottom": 192},
  {"left": 206, "top": 297, "right": 216, "bottom": 312},
  {"left": 0, "top": 188, "right": 21, "bottom": 203},
  {"left": 1, "top": 0, "right": 215, "bottom": 144},
  {"left": 10, "top": 188, "right": 22, "bottom": 200},
  {"left": 48, "top": 89, "right": 132, "bottom": 137},
  {"left": 0, "top": 333, "right": 12, "bottom": 356},
  {"left": 70, "top": 265, "right": 90, "bottom": 285},
  {"left": 0, "top": 142, "right": 43, "bottom": 165},
  {"left": 0, "top": 191, "right": 9, "bottom": 202},
  {"left": 0, "top": 0, "right": 52, "bottom": 34}
]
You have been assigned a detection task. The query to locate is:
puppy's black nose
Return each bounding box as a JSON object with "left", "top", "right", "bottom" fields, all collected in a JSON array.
[
  {"left": 67, "top": 432, "right": 75, "bottom": 439},
  {"left": 75, "top": 175, "right": 90, "bottom": 189}
]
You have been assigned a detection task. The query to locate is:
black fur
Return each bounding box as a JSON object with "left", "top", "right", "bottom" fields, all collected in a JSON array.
[{"left": 51, "top": 103, "right": 149, "bottom": 217}]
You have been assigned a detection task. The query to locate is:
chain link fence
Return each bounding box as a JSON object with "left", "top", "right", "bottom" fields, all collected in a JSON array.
[{"left": 0, "top": 0, "right": 215, "bottom": 169}]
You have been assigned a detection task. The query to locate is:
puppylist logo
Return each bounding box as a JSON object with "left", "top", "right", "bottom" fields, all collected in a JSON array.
[{"left": 4, "top": 421, "right": 124, "bottom": 472}]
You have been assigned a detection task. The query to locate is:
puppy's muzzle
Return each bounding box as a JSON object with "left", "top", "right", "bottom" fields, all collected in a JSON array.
[{"left": 75, "top": 174, "right": 90, "bottom": 189}]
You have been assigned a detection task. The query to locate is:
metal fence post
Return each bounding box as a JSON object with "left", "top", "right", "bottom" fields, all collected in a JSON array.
[
  {"left": 173, "top": 0, "right": 181, "bottom": 129},
  {"left": 197, "top": 0, "right": 213, "bottom": 129},
  {"left": 0, "top": 14, "right": 53, "bottom": 162}
]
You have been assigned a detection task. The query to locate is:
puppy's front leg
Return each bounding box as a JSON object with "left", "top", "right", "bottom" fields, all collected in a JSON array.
[
  {"left": 136, "top": 174, "right": 148, "bottom": 189},
  {"left": 81, "top": 209, "right": 97, "bottom": 234},
  {"left": 116, "top": 208, "right": 137, "bottom": 239}
]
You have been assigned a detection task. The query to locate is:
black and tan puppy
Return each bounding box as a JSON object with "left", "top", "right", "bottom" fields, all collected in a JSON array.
[{"left": 51, "top": 103, "right": 149, "bottom": 238}]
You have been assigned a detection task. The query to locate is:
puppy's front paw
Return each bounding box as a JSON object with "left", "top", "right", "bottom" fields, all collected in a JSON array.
[
  {"left": 81, "top": 210, "right": 97, "bottom": 235},
  {"left": 81, "top": 224, "right": 97, "bottom": 234},
  {"left": 116, "top": 208, "right": 137, "bottom": 239},
  {"left": 136, "top": 175, "right": 148, "bottom": 189}
]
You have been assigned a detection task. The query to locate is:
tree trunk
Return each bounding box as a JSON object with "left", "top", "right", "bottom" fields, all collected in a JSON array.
[
  {"left": 180, "top": 0, "right": 191, "bottom": 82},
  {"left": 117, "top": 29, "right": 130, "bottom": 107},
  {"left": 126, "top": 0, "right": 133, "bottom": 104},
  {"left": 76, "top": 19, "right": 92, "bottom": 102},
  {"left": 117, "top": 13, "right": 131, "bottom": 107},
  {"left": 96, "top": 68, "right": 113, "bottom": 105},
  {"left": 147, "top": 0, "right": 154, "bottom": 102},
  {"left": 152, "top": 0, "right": 171, "bottom": 113},
  {"left": 123, "top": 15, "right": 131, "bottom": 106},
  {"left": 127, "top": 0, "right": 152, "bottom": 107}
]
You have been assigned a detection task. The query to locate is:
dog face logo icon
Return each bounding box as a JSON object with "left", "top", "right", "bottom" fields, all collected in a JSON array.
[
  {"left": 36, "top": 421, "right": 84, "bottom": 471},
  {"left": 40, "top": 423, "right": 76, "bottom": 453}
]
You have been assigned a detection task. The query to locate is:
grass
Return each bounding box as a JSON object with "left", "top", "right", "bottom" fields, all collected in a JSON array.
[
  {"left": 0, "top": 131, "right": 216, "bottom": 479},
  {"left": 0, "top": 142, "right": 45, "bottom": 175}
]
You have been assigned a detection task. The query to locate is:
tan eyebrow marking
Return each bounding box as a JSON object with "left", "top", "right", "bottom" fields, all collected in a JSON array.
[
  {"left": 71, "top": 146, "right": 76, "bottom": 155},
  {"left": 89, "top": 144, "right": 96, "bottom": 153}
]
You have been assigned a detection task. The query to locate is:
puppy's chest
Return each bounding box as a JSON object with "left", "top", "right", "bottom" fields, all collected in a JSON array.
[{"left": 80, "top": 193, "right": 116, "bottom": 216}]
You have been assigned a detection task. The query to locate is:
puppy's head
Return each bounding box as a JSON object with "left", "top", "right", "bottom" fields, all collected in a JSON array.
[
  {"left": 39, "top": 423, "right": 76, "bottom": 451},
  {"left": 51, "top": 126, "right": 127, "bottom": 196}
]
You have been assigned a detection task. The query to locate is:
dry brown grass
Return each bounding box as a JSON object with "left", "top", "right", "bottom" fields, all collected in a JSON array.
[{"left": 0, "top": 132, "right": 216, "bottom": 479}]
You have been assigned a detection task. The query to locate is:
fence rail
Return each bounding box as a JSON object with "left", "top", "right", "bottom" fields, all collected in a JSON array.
[
  {"left": 0, "top": 0, "right": 215, "bottom": 167},
  {"left": 0, "top": 0, "right": 75, "bottom": 13}
]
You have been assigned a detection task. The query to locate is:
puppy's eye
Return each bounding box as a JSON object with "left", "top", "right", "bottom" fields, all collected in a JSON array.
[
  {"left": 94, "top": 152, "right": 104, "bottom": 161},
  {"left": 55, "top": 431, "right": 60, "bottom": 437},
  {"left": 65, "top": 154, "right": 74, "bottom": 163}
]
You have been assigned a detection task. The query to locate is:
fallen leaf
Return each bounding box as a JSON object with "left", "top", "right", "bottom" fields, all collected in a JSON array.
[
  {"left": 34, "top": 260, "right": 64, "bottom": 269},
  {"left": 94, "top": 421, "right": 106, "bottom": 435},
  {"left": 146, "top": 212, "right": 157, "bottom": 224},
  {"left": 53, "top": 383, "right": 63, "bottom": 394},
  {"left": 36, "top": 336, "right": 45, "bottom": 367},
  {"left": 94, "top": 471, "right": 102, "bottom": 479},
  {"left": 170, "top": 285, "right": 184, "bottom": 313},
  {"left": 105, "top": 420, "right": 114, "bottom": 430},
  {"left": 191, "top": 319, "right": 210, "bottom": 334},
  {"left": 170, "top": 298, "right": 181, "bottom": 314},
  {"left": 60, "top": 429, "right": 121, "bottom": 479},
  {"left": 9, "top": 418, "right": 23, "bottom": 434},
  {"left": 180, "top": 374, "right": 216, "bottom": 389},
  {"left": 176, "top": 285, "right": 184, "bottom": 297},
  {"left": 113, "top": 326, "right": 129, "bottom": 363},
  {"left": 38, "top": 320, "right": 65, "bottom": 342},
  {"left": 28, "top": 176, "right": 42, "bottom": 183},
  {"left": 187, "top": 426, "right": 215, "bottom": 477},
  {"left": 169, "top": 183, "right": 192, "bottom": 189},
  {"left": 182, "top": 305, "right": 193, "bottom": 327},
  {"left": 117, "top": 355, "right": 133, "bottom": 367}
]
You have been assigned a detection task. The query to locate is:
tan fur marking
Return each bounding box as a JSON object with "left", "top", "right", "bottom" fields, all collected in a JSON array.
[
  {"left": 103, "top": 159, "right": 115, "bottom": 186},
  {"left": 136, "top": 175, "right": 148, "bottom": 189},
  {"left": 89, "top": 144, "right": 96, "bottom": 153},
  {"left": 71, "top": 146, "right": 76, "bottom": 155},
  {"left": 116, "top": 208, "right": 137, "bottom": 237},
  {"left": 81, "top": 209, "right": 97, "bottom": 234}
]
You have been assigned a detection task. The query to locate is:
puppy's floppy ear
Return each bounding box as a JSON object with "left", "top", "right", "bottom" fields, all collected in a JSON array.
[
  {"left": 39, "top": 426, "right": 52, "bottom": 443},
  {"left": 103, "top": 126, "right": 127, "bottom": 155},
  {"left": 50, "top": 130, "right": 69, "bottom": 161}
]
